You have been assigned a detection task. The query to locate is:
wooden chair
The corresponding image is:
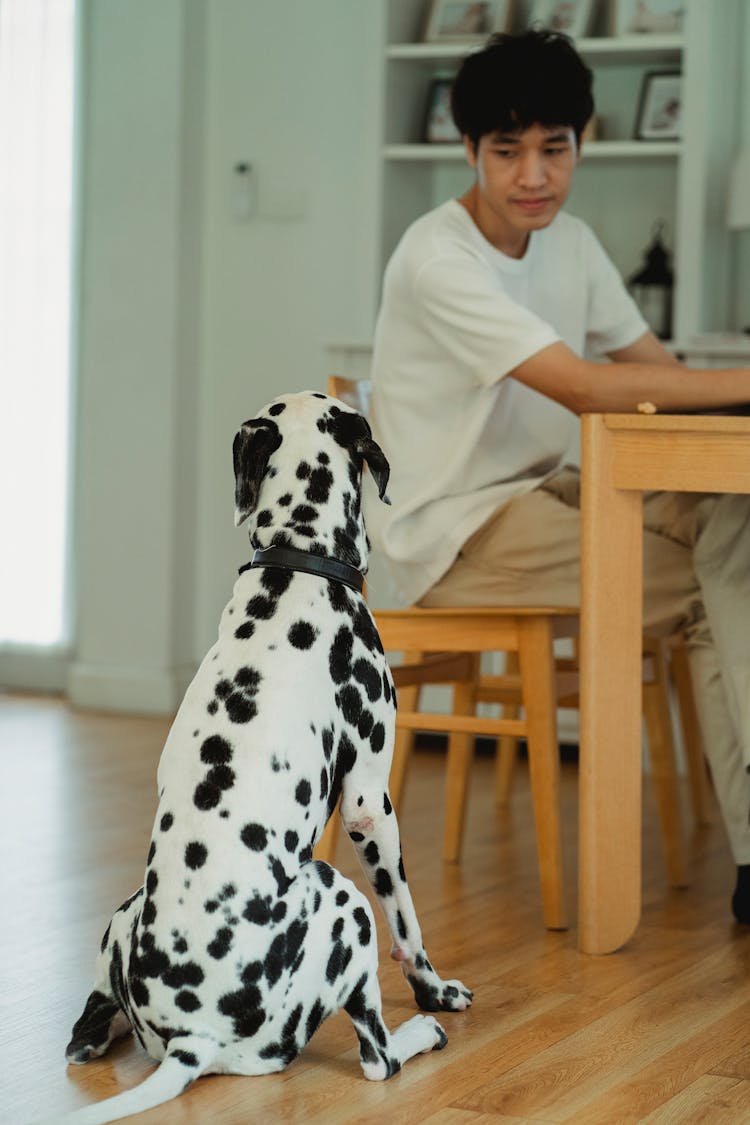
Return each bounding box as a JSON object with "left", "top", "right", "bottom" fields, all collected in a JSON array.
[{"left": 315, "top": 375, "right": 709, "bottom": 931}]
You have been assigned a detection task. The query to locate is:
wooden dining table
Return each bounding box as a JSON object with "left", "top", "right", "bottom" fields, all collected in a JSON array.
[{"left": 578, "top": 412, "right": 750, "bottom": 954}]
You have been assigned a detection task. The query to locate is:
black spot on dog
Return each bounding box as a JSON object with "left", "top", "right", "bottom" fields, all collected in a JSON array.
[
  {"left": 207, "top": 927, "right": 233, "bottom": 959},
  {"left": 200, "top": 735, "right": 233, "bottom": 765},
  {"left": 268, "top": 402, "right": 286, "bottom": 416},
  {"left": 146, "top": 869, "right": 158, "bottom": 895},
  {"left": 243, "top": 894, "right": 273, "bottom": 925},
  {"left": 185, "top": 842, "right": 208, "bottom": 870},
  {"left": 370, "top": 722, "right": 386, "bottom": 754},
  {"left": 288, "top": 621, "right": 318, "bottom": 649},
  {"left": 240, "top": 823, "right": 268, "bottom": 852},
  {"left": 172, "top": 1049, "right": 198, "bottom": 1066},
  {"left": 218, "top": 981, "right": 266, "bottom": 1038},
  {"left": 336, "top": 890, "right": 349, "bottom": 905},
  {"left": 291, "top": 504, "right": 317, "bottom": 524},
  {"left": 261, "top": 568, "right": 293, "bottom": 597},
  {"left": 384, "top": 793, "right": 393, "bottom": 815},
  {"left": 357, "top": 709, "right": 374, "bottom": 739},
  {"left": 305, "top": 998, "right": 326, "bottom": 1043},
  {"left": 338, "top": 684, "right": 362, "bottom": 725},
  {"left": 296, "top": 461, "right": 311, "bottom": 479},
  {"left": 269, "top": 857, "right": 292, "bottom": 896},
  {"left": 256, "top": 510, "right": 273, "bottom": 528},
  {"left": 353, "top": 906, "right": 372, "bottom": 946},
  {"left": 175, "top": 990, "right": 201, "bottom": 1017},
  {"left": 163, "top": 962, "right": 204, "bottom": 989},
  {"left": 129, "top": 977, "right": 150, "bottom": 1009},
  {"left": 284, "top": 830, "right": 299, "bottom": 854},
  {"left": 147, "top": 841, "right": 156, "bottom": 865},
  {"left": 364, "top": 841, "right": 380, "bottom": 866},
  {"left": 306, "top": 466, "right": 333, "bottom": 505},
  {"left": 235, "top": 620, "right": 255, "bottom": 641},
  {"left": 375, "top": 868, "right": 393, "bottom": 897},
  {"left": 326, "top": 940, "right": 353, "bottom": 984},
  {"left": 160, "top": 812, "right": 174, "bottom": 831},
  {"left": 329, "top": 625, "right": 353, "bottom": 684},
  {"left": 353, "top": 658, "right": 382, "bottom": 702},
  {"left": 295, "top": 779, "right": 312, "bottom": 807},
  {"left": 246, "top": 595, "right": 276, "bottom": 620},
  {"left": 313, "top": 861, "right": 335, "bottom": 889}
]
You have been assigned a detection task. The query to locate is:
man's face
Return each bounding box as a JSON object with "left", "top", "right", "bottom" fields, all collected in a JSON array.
[{"left": 464, "top": 123, "right": 580, "bottom": 254}]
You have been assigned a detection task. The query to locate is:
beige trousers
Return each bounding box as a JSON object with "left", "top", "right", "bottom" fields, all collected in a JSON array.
[{"left": 420, "top": 468, "right": 750, "bottom": 863}]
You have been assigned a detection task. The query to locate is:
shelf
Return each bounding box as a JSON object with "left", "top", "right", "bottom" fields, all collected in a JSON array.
[
  {"left": 387, "top": 34, "right": 683, "bottom": 65},
  {"left": 384, "top": 140, "right": 681, "bottom": 161}
]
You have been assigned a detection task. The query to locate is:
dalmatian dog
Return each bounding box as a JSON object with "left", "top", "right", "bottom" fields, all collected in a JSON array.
[{"left": 62, "top": 391, "right": 472, "bottom": 1124}]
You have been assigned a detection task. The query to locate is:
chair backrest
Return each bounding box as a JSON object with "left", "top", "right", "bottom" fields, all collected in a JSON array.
[{"left": 327, "top": 374, "right": 371, "bottom": 416}]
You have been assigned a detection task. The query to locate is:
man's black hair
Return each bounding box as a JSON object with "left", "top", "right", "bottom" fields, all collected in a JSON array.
[{"left": 450, "top": 29, "right": 594, "bottom": 151}]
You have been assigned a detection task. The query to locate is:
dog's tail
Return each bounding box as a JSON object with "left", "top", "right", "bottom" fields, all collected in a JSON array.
[{"left": 56, "top": 1035, "right": 220, "bottom": 1125}]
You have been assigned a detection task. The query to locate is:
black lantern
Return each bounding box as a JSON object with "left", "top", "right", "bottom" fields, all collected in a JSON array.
[{"left": 627, "top": 221, "right": 674, "bottom": 340}]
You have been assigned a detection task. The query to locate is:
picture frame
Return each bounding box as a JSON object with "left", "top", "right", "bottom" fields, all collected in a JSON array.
[
  {"left": 526, "top": 0, "right": 596, "bottom": 39},
  {"left": 634, "top": 71, "right": 682, "bottom": 140},
  {"left": 422, "top": 0, "right": 511, "bottom": 43},
  {"left": 609, "top": 0, "right": 683, "bottom": 36},
  {"left": 423, "top": 78, "right": 462, "bottom": 143}
]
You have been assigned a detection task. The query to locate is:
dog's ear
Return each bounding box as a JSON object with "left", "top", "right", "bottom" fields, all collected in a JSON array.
[
  {"left": 353, "top": 434, "right": 391, "bottom": 504},
  {"left": 328, "top": 409, "right": 391, "bottom": 504},
  {"left": 233, "top": 419, "right": 282, "bottom": 527}
]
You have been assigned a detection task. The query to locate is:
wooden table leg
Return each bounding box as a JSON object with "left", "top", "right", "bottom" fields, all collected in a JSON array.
[{"left": 579, "top": 415, "right": 644, "bottom": 954}]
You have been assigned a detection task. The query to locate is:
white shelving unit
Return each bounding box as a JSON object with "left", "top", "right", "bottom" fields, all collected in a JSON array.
[{"left": 376, "top": 0, "right": 744, "bottom": 341}]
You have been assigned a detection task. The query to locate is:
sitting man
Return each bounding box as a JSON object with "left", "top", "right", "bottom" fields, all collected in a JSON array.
[{"left": 367, "top": 29, "right": 750, "bottom": 924}]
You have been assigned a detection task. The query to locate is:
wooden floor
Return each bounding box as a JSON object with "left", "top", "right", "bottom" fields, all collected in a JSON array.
[{"left": 2, "top": 693, "right": 750, "bottom": 1124}]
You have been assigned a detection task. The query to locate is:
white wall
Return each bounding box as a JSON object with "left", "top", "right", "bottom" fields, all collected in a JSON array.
[
  {"left": 42, "top": 0, "right": 750, "bottom": 713},
  {"left": 68, "top": 0, "right": 382, "bottom": 712},
  {"left": 193, "top": 0, "right": 383, "bottom": 648}
]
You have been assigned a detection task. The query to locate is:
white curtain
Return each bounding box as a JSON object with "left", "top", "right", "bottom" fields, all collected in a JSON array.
[{"left": 0, "top": 0, "right": 76, "bottom": 645}]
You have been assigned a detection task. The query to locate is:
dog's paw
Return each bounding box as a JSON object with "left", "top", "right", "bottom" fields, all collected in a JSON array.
[
  {"left": 407, "top": 973, "right": 474, "bottom": 1012},
  {"left": 423, "top": 1015, "right": 449, "bottom": 1051}
]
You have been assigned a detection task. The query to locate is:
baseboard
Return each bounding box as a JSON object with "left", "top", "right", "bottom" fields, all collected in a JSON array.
[
  {"left": 67, "top": 661, "right": 197, "bottom": 715},
  {"left": 0, "top": 646, "right": 70, "bottom": 694}
]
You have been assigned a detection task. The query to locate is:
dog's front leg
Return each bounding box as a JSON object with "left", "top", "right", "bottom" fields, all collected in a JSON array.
[{"left": 341, "top": 786, "right": 473, "bottom": 1013}]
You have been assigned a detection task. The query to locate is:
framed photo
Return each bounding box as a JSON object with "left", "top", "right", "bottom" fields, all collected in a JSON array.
[
  {"left": 610, "top": 0, "right": 683, "bottom": 36},
  {"left": 422, "top": 0, "right": 510, "bottom": 42},
  {"left": 423, "top": 78, "right": 461, "bottom": 143},
  {"left": 526, "top": 0, "right": 596, "bottom": 39},
  {"left": 634, "top": 71, "right": 682, "bottom": 140}
]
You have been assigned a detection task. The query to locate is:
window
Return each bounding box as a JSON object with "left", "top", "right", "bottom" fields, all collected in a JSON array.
[{"left": 0, "top": 0, "right": 76, "bottom": 646}]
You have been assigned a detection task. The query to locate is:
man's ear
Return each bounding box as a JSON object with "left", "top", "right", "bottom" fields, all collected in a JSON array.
[{"left": 232, "top": 420, "right": 282, "bottom": 527}]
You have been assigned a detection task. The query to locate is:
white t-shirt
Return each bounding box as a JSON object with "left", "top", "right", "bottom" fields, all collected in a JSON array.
[{"left": 366, "top": 200, "right": 647, "bottom": 605}]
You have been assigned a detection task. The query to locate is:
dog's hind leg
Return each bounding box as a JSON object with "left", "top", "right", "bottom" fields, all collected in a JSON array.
[
  {"left": 66, "top": 889, "right": 144, "bottom": 1064},
  {"left": 344, "top": 969, "right": 447, "bottom": 1081},
  {"left": 65, "top": 988, "right": 132, "bottom": 1064}
]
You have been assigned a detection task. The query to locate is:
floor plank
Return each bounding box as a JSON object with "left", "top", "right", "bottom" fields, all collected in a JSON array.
[{"left": 1, "top": 693, "right": 749, "bottom": 1124}]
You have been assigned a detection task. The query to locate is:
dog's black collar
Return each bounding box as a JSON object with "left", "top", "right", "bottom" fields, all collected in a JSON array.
[{"left": 241, "top": 545, "right": 365, "bottom": 593}]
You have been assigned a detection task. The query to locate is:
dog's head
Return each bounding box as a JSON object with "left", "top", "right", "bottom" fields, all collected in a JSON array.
[{"left": 232, "top": 391, "right": 390, "bottom": 570}]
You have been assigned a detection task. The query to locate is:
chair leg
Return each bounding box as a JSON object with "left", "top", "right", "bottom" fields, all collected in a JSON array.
[
  {"left": 389, "top": 651, "right": 423, "bottom": 811},
  {"left": 518, "top": 618, "right": 567, "bottom": 930},
  {"left": 642, "top": 638, "right": 689, "bottom": 888},
  {"left": 669, "top": 638, "right": 712, "bottom": 825},
  {"left": 495, "top": 650, "right": 520, "bottom": 805},
  {"left": 443, "top": 655, "right": 482, "bottom": 863},
  {"left": 313, "top": 799, "right": 340, "bottom": 865}
]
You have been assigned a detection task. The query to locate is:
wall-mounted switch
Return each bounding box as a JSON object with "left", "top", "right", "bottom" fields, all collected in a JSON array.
[{"left": 231, "top": 161, "right": 255, "bottom": 221}]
